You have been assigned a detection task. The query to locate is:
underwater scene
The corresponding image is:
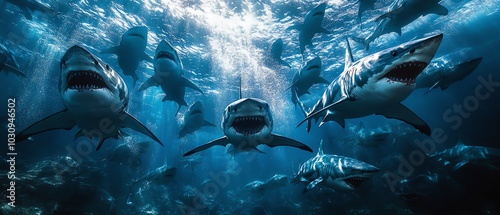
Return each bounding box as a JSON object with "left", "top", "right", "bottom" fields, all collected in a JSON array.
[{"left": 1, "top": 0, "right": 500, "bottom": 214}]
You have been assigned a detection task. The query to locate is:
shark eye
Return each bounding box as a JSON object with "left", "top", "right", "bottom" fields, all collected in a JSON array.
[
  {"left": 410, "top": 48, "right": 415, "bottom": 54},
  {"left": 106, "top": 64, "right": 110, "bottom": 70},
  {"left": 233, "top": 107, "right": 238, "bottom": 112},
  {"left": 94, "top": 60, "right": 98, "bottom": 66},
  {"left": 391, "top": 50, "right": 398, "bottom": 57},
  {"left": 259, "top": 106, "right": 262, "bottom": 110}
]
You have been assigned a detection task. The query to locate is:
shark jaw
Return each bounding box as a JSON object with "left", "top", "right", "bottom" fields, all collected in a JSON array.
[{"left": 223, "top": 98, "right": 272, "bottom": 140}]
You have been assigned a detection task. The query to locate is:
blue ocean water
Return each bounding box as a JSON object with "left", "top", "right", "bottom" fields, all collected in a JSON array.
[{"left": 1, "top": 0, "right": 500, "bottom": 214}]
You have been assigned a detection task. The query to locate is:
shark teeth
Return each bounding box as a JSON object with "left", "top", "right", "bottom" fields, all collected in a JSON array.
[
  {"left": 67, "top": 70, "right": 107, "bottom": 91},
  {"left": 232, "top": 116, "right": 266, "bottom": 136},
  {"left": 343, "top": 177, "right": 368, "bottom": 189},
  {"left": 156, "top": 51, "right": 175, "bottom": 61},
  {"left": 383, "top": 61, "right": 428, "bottom": 85}
]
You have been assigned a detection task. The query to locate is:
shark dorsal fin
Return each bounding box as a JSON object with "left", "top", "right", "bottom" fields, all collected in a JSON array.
[
  {"left": 318, "top": 139, "right": 324, "bottom": 156},
  {"left": 345, "top": 37, "right": 354, "bottom": 68},
  {"left": 239, "top": 76, "right": 242, "bottom": 99}
]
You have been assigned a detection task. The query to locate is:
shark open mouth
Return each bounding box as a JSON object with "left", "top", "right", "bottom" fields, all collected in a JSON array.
[
  {"left": 232, "top": 116, "right": 265, "bottom": 136},
  {"left": 400, "top": 193, "right": 421, "bottom": 201},
  {"left": 67, "top": 70, "right": 107, "bottom": 91},
  {"left": 383, "top": 61, "right": 427, "bottom": 85},
  {"left": 190, "top": 110, "right": 202, "bottom": 115},
  {"left": 313, "top": 11, "right": 325, "bottom": 17},
  {"left": 307, "top": 65, "right": 321, "bottom": 71},
  {"left": 156, "top": 51, "right": 175, "bottom": 61},
  {"left": 343, "top": 177, "right": 368, "bottom": 189},
  {"left": 128, "top": 33, "right": 146, "bottom": 40}
]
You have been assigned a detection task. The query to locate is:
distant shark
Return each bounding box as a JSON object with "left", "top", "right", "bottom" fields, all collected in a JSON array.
[
  {"left": 264, "top": 38, "right": 291, "bottom": 68},
  {"left": 352, "top": 0, "right": 448, "bottom": 50},
  {"left": 183, "top": 79, "right": 312, "bottom": 156},
  {"left": 287, "top": 56, "right": 329, "bottom": 105},
  {"left": 179, "top": 101, "right": 216, "bottom": 138},
  {"left": 297, "top": 33, "right": 443, "bottom": 135},
  {"left": 288, "top": 3, "right": 331, "bottom": 56},
  {"left": 16, "top": 45, "right": 163, "bottom": 151},
  {"left": 138, "top": 40, "right": 203, "bottom": 114},
  {"left": 101, "top": 26, "right": 153, "bottom": 84},
  {"left": 416, "top": 57, "right": 482, "bottom": 94},
  {"left": 430, "top": 142, "right": 500, "bottom": 170},
  {"left": 291, "top": 140, "right": 379, "bottom": 193},
  {"left": 357, "top": 0, "right": 377, "bottom": 23},
  {"left": 0, "top": 43, "right": 26, "bottom": 78},
  {"left": 4, "top": 0, "right": 56, "bottom": 20}
]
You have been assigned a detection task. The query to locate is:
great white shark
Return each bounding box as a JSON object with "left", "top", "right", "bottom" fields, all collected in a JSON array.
[
  {"left": 179, "top": 101, "right": 216, "bottom": 138},
  {"left": 352, "top": 0, "right": 448, "bottom": 50},
  {"left": 0, "top": 43, "right": 26, "bottom": 78},
  {"left": 4, "top": 0, "right": 56, "bottom": 20},
  {"left": 16, "top": 45, "right": 163, "bottom": 151},
  {"left": 287, "top": 56, "right": 329, "bottom": 105},
  {"left": 183, "top": 80, "right": 312, "bottom": 156},
  {"left": 291, "top": 140, "right": 379, "bottom": 193},
  {"left": 264, "top": 38, "right": 291, "bottom": 68},
  {"left": 288, "top": 3, "right": 331, "bottom": 56},
  {"left": 101, "top": 26, "right": 153, "bottom": 84},
  {"left": 416, "top": 57, "right": 482, "bottom": 94},
  {"left": 297, "top": 33, "right": 443, "bottom": 135},
  {"left": 138, "top": 40, "right": 203, "bottom": 114}
]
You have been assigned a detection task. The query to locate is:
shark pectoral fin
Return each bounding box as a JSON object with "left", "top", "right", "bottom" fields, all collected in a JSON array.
[
  {"left": 138, "top": 76, "right": 159, "bottom": 91},
  {"left": 375, "top": 5, "right": 404, "bottom": 22},
  {"left": 100, "top": 46, "right": 119, "bottom": 55},
  {"left": 395, "top": 28, "right": 402, "bottom": 36},
  {"left": 2, "top": 64, "right": 26, "bottom": 78},
  {"left": 120, "top": 112, "right": 163, "bottom": 146},
  {"left": 181, "top": 76, "right": 203, "bottom": 94},
  {"left": 314, "top": 77, "right": 330, "bottom": 85},
  {"left": 183, "top": 136, "right": 230, "bottom": 156},
  {"left": 429, "top": 4, "right": 449, "bottom": 16},
  {"left": 297, "top": 96, "right": 350, "bottom": 128},
  {"left": 424, "top": 78, "right": 443, "bottom": 94},
  {"left": 142, "top": 52, "right": 153, "bottom": 63},
  {"left": 319, "top": 27, "right": 331, "bottom": 34},
  {"left": 265, "top": 134, "right": 313, "bottom": 152},
  {"left": 287, "top": 24, "right": 303, "bottom": 31},
  {"left": 16, "top": 110, "right": 76, "bottom": 142},
  {"left": 320, "top": 111, "right": 345, "bottom": 128},
  {"left": 377, "top": 104, "right": 431, "bottom": 136},
  {"left": 304, "top": 177, "right": 323, "bottom": 193},
  {"left": 202, "top": 120, "right": 216, "bottom": 127}
]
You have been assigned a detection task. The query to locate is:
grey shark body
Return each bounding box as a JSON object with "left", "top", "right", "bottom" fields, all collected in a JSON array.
[
  {"left": 265, "top": 38, "right": 290, "bottom": 68},
  {"left": 297, "top": 33, "right": 443, "bottom": 135},
  {"left": 288, "top": 56, "right": 329, "bottom": 105},
  {"left": 288, "top": 3, "right": 331, "bottom": 55},
  {"left": 416, "top": 57, "right": 482, "bottom": 93},
  {"left": 352, "top": 0, "right": 448, "bottom": 50},
  {"left": 138, "top": 40, "right": 203, "bottom": 114},
  {"left": 0, "top": 43, "right": 26, "bottom": 78},
  {"left": 179, "top": 101, "right": 216, "bottom": 138},
  {"left": 4, "top": 0, "right": 56, "bottom": 20},
  {"left": 430, "top": 143, "right": 500, "bottom": 170},
  {"left": 16, "top": 45, "right": 163, "bottom": 151},
  {"left": 292, "top": 140, "right": 379, "bottom": 192},
  {"left": 243, "top": 174, "right": 289, "bottom": 195},
  {"left": 101, "top": 26, "right": 152, "bottom": 84},
  {"left": 183, "top": 85, "right": 312, "bottom": 156}
]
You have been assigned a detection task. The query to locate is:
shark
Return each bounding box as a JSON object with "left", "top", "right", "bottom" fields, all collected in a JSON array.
[
  {"left": 287, "top": 56, "right": 329, "bottom": 105},
  {"left": 4, "top": 0, "right": 56, "bottom": 20},
  {"left": 179, "top": 101, "right": 216, "bottom": 138},
  {"left": 291, "top": 140, "right": 380, "bottom": 193},
  {"left": 265, "top": 38, "right": 291, "bottom": 68},
  {"left": 0, "top": 43, "right": 26, "bottom": 78},
  {"left": 416, "top": 57, "right": 482, "bottom": 94},
  {"left": 138, "top": 40, "right": 203, "bottom": 114},
  {"left": 288, "top": 3, "right": 331, "bottom": 56},
  {"left": 101, "top": 26, "right": 153, "bottom": 84},
  {"left": 357, "top": 0, "right": 377, "bottom": 23},
  {"left": 352, "top": 0, "right": 448, "bottom": 50},
  {"left": 297, "top": 33, "right": 443, "bottom": 135},
  {"left": 16, "top": 45, "right": 163, "bottom": 151},
  {"left": 430, "top": 142, "right": 500, "bottom": 170},
  {"left": 182, "top": 80, "right": 312, "bottom": 156}
]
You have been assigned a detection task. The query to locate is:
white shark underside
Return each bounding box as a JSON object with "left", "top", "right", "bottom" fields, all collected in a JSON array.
[
  {"left": 287, "top": 56, "right": 329, "bottom": 105},
  {"left": 298, "top": 33, "right": 444, "bottom": 135},
  {"left": 16, "top": 45, "right": 163, "bottom": 151},
  {"left": 179, "top": 101, "right": 216, "bottom": 138},
  {"left": 288, "top": 3, "right": 331, "bottom": 55}
]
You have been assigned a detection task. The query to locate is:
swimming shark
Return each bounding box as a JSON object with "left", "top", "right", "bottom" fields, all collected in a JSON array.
[
  {"left": 4, "top": 0, "right": 56, "bottom": 20},
  {"left": 182, "top": 80, "right": 312, "bottom": 156},
  {"left": 297, "top": 33, "right": 443, "bottom": 135},
  {"left": 265, "top": 38, "right": 291, "bottom": 68},
  {"left": 416, "top": 57, "right": 482, "bottom": 94},
  {"left": 287, "top": 56, "right": 329, "bottom": 105},
  {"left": 16, "top": 45, "right": 163, "bottom": 151},
  {"left": 138, "top": 40, "right": 203, "bottom": 114},
  {"left": 352, "top": 0, "right": 448, "bottom": 50},
  {"left": 0, "top": 43, "right": 26, "bottom": 78},
  {"left": 291, "top": 140, "right": 379, "bottom": 193},
  {"left": 357, "top": 0, "right": 377, "bottom": 23},
  {"left": 179, "top": 101, "right": 216, "bottom": 138},
  {"left": 430, "top": 142, "right": 500, "bottom": 170},
  {"left": 101, "top": 26, "right": 152, "bottom": 84},
  {"left": 288, "top": 3, "right": 331, "bottom": 56}
]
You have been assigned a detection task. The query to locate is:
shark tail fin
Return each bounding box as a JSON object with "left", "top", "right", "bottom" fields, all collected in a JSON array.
[
  {"left": 294, "top": 90, "right": 312, "bottom": 132},
  {"left": 350, "top": 36, "right": 370, "bottom": 51}
]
